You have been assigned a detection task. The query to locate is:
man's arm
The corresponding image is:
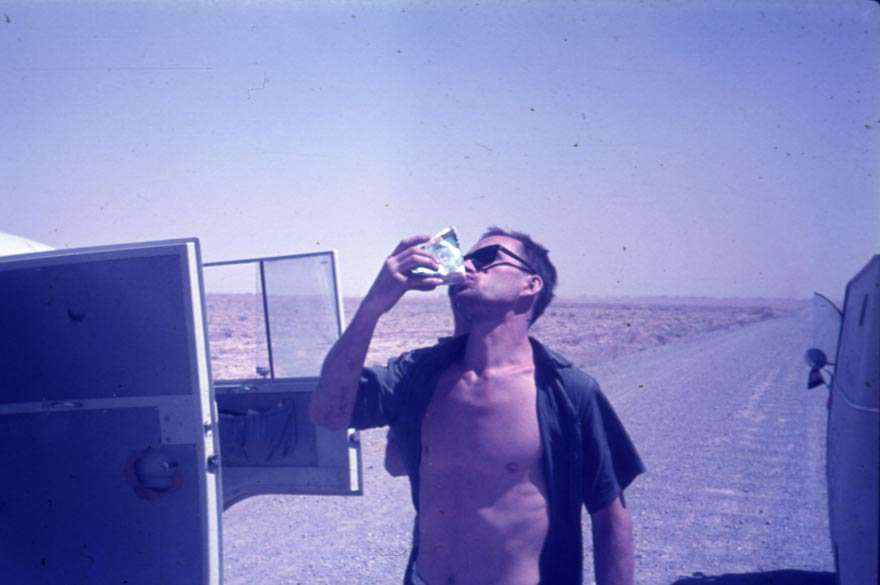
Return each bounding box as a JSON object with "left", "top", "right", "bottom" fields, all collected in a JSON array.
[
  {"left": 308, "top": 235, "right": 441, "bottom": 430},
  {"left": 590, "top": 494, "right": 635, "bottom": 585}
]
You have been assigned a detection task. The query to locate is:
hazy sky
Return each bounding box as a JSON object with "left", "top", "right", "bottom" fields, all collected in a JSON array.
[{"left": 2, "top": 1, "right": 878, "bottom": 299}]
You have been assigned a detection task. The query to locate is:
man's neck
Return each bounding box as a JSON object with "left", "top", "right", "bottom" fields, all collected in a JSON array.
[{"left": 462, "top": 316, "right": 533, "bottom": 375}]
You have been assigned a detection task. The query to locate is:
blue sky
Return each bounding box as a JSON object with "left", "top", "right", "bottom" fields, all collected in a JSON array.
[{"left": 2, "top": 1, "right": 878, "bottom": 299}]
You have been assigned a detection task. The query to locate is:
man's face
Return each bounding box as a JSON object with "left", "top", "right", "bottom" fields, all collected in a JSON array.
[{"left": 451, "top": 235, "right": 538, "bottom": 321}]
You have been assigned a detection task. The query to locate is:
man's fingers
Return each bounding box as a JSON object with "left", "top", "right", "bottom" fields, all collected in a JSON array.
[
  {"left": 395, "top": 250, "right": 440, "bottom": 273},
  {"left": 391, "top": 235, "right": 431, "bottom": 255},
  {"left": 396, "top": 259, "right": 438, "bottom": 277},
  {"left": 410, "top": 277, "right": 443, "bottom": 291}
]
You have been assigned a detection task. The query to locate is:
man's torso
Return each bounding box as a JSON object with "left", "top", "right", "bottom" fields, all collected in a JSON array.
[{"left": 416, "top": 359, "right": 550, "bottom": 585}]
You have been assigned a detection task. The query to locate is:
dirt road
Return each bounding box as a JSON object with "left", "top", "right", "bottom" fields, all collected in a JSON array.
[
  {"left": 589, "top": 313, "right": 832, "bottom": 584},
  {"left": 222, "top": 313, "right": 834, "bottom": 584}
]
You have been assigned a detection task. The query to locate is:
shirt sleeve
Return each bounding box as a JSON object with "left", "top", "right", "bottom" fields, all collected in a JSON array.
[
  {"left": 349, "top": 352, "right": 413, "bottom": 430},
  {"left": 580, "top": 380, "right": 646, "bottom": 513}
]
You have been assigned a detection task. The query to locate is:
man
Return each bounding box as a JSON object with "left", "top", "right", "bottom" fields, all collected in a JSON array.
[
  {"left": 384, "top": 286, "right": 467, "bottom": 478},
  {"left": 310, "top": 228, "right": 644, "bottom": 585}
]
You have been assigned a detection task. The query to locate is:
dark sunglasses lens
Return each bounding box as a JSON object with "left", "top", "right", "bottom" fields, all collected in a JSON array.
[{"left": 470, "top": 246, "right": 500, "bottom": 269}]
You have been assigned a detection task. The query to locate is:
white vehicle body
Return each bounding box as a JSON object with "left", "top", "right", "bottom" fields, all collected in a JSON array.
[
  {"left": 0, "top": 238, "right": 360, "bottom": 584},
  {"left": 810, "top": 255, "right": 879, "bottom": 585}
]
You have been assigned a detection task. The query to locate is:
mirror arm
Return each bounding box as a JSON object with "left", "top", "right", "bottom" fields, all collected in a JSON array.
[{"left": 813, "top": 291, "right": 844, "bottom": 317}]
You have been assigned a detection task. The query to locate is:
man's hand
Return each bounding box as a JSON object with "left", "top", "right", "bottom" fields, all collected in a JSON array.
[
  {"left": 591, "top": 494, "right": 635, "bottom": 585},
  {"left": 309, "top": 236, "right": 442, "bottom": 430},
  {"left": 360, "top": 235, "right": 444, "bottom": 317}
]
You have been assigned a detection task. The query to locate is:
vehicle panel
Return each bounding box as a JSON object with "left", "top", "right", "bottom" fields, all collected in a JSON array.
[
  {"left": 0, "top": 240, "right": 222, "bottom": 585},
  {"left": 826, "top": 255, "right": 879, "bottom": 585},
  {"left": 203, "top": 251, "right": 361, "bottom": 507}
]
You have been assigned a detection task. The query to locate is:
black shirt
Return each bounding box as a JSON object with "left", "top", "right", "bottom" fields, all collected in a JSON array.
[{"left": 352, "top": 335, "right": 645, "bottom": 585}]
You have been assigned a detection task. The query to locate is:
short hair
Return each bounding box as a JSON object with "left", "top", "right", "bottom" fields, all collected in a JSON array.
[{"left": 480, "top": 226, "right": 557, "bottom": 325}]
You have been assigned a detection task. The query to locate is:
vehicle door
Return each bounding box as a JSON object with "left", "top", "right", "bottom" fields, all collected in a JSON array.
[
  {"left": 826, "top": 256, "right": 879, "bottom": 585},
  {"left": 0, "top": 239, "right": 222, "bottom": 585},
  {"left": 202, "top": 251, "right": 361, "bottom": 509}
]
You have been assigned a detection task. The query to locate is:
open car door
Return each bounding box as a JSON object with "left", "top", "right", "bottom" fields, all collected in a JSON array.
[
  {"left": 827, "top": 256, "right": 879, "bottom": 585},
  {"left": 203, "top": 251, "right": 362, "bottom": 509},
  {"left": 0, "top": 239, "right": 222, "bottom": 585}
]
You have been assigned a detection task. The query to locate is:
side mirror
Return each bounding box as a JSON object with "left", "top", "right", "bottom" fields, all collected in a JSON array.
[
  {"left": 807, "top": 368, "right": 826, "bottom": 389},
  {"left": 804, "top": 348, "right": 827, "bottom": 369},
  {"left": 804, "top": 348, "right": 828, "bottom": 389}
]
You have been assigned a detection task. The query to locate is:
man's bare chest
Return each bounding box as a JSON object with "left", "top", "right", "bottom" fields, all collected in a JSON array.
[{"left": 420, "top": 368, "right": 543, "bottom": 473}]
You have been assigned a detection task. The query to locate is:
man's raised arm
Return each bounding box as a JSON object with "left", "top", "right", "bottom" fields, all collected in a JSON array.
[{"left": 308, "top": 235, "right": 442, "bottom": 430}]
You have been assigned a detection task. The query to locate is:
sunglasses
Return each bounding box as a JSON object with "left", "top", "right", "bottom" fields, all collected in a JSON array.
[{"left": 463, "top": 244, "right": 537, "bottom": 274}]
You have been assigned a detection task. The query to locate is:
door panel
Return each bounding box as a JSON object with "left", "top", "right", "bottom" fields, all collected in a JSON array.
[
  {"left": 835, "top": 255, "right": 879, "bottom": 410},
  {"left": 216, "top": 379, "right": 361, "bottom": 506},
  {"left": 0, "top": 252, "right": 195, "bottom": 402},
  {"left": 0, "top": 240, "right": 221, "bottom": 585},
  {"left": 829, "top": 255, "right": 879, "bottom": 585},
  {"left": 203, "top": 251, "right": 361, "bottom": 508}
]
